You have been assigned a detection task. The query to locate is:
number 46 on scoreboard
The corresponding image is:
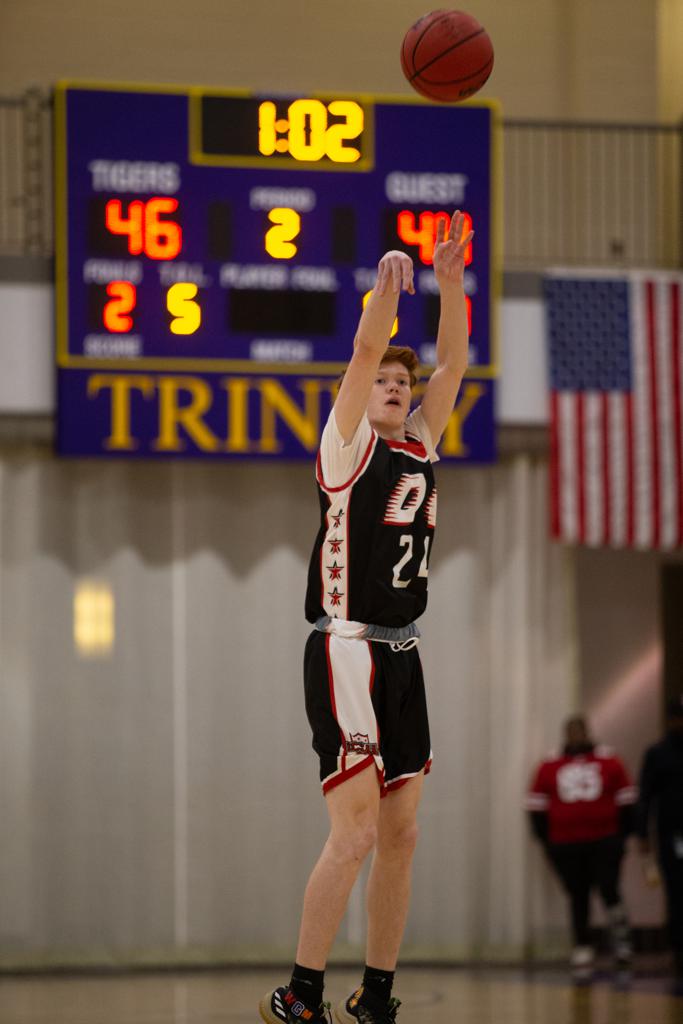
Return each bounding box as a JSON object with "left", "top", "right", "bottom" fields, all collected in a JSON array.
[{"left": 105, "top": 197, "right": 182, "bottom": 259}]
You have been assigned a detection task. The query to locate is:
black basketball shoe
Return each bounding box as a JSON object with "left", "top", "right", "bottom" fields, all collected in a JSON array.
[
  {"left": 334, "top": 986, "right": 401, "bottom": 1023},
  {"left": 260, "top": 985, "right": 332, "bottom": 1024}
]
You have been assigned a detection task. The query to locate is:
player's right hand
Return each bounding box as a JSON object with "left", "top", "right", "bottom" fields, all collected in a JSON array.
[{"left": 376, "top": 250, "right": 415, "bottom": 296}]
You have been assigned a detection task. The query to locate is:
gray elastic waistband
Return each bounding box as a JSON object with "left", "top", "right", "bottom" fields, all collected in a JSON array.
[{"left": 315, "top": 616, "right": 421, "bottom": 643}]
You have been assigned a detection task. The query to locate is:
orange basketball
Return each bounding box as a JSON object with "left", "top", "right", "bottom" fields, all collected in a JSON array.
[{"left": 401, "top": 9, "right": 494, "bottom": 102}]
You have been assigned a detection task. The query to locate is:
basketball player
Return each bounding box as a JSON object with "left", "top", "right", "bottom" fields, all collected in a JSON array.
[{"left": 259, "top": 211, "right": 472, "bottom": 1024}]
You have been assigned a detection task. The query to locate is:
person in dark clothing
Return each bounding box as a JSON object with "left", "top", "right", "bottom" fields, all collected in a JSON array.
[
  {"left": 526, "top": 715, "right": 637, "bottom": 983},
  {"left": 636, "top": 694, "right": 683, "bottom": 995}
]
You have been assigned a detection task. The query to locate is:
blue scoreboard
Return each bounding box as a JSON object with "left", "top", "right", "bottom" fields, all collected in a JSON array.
[{"left": 55, "top": 82, "right": 500, "bottom": 460}]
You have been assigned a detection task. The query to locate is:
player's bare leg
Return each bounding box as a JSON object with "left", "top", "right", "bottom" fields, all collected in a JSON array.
[
  {"left": 296, "top": 763, "right": 381, "bottom": 968},
  {"left": 334, "top": 773, "right": 423, "bottom": 1022},
  {"left": 365, "top": 772, "right": 424, "bottom": 968},
  {"left": 261, "top": 766, "right": 381, "bottom": 1023}
]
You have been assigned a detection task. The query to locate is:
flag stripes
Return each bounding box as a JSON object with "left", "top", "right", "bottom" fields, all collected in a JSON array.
[{"left": 546, "top": 272, "right": 683, "bottom": 550}]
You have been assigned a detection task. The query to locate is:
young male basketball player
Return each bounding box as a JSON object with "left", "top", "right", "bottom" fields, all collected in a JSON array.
[{"left": 260, "top": 211, "right": 473, "bottom": 1024}]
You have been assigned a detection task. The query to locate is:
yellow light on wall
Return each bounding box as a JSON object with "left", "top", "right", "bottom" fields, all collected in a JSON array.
[{"left": 74, "top": 580, "right": 115, "bottom": 658}]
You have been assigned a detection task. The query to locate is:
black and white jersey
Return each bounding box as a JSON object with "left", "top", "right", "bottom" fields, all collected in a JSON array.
[{"left": 305, "top": 407, "right": 438, "bottom": 628}]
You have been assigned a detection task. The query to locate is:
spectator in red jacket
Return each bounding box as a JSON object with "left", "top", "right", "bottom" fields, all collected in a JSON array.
[{"left": 525, "top": 715, "right": 638, "bottom": 983}]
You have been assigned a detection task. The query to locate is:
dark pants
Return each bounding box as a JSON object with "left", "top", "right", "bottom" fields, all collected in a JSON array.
[
  {"left": 658, "top": 833, "right": 683, "bottom": 967},
  {"left": 547, "top": 834, "right": 625, "bottom": 946}
]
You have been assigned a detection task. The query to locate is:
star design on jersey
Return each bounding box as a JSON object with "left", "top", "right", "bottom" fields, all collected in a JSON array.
[
  {"left": 328, "top": 587, "right": 344, "bottom": 606},
  {"left": 326, "top": 561, "right": 343, "bottom": 581},
  {"left": 328, "top": 537, "right": 343, "bottom": 554},
  {"left": 331, "top": 510, "right": 344, "bottom": 529}
]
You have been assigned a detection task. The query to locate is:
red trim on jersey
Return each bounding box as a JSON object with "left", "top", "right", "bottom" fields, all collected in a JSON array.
[
  {"left": 322, "top": 754, "right": 379, "bottom": 795},
  {"left": 344, "top": 490, "right": 350, "bottom": 619},
  {"left": 386, "top": 435, "right": 428, "bottom": 459},
  {"left": 367, "top": 640, "right": 380, "bottom": 757},
  {"left": 367, "top": 641, "right": 376, "bottom": 694},
  {"left": 382, "top": 756, "right": 432, "bottom": 796},
  {"left": 316, "top": 431, "right": 378, "bottom": 493}
]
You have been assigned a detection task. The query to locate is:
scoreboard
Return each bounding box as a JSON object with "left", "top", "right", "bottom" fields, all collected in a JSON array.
[{"left": 55, "top": 82, "right": 501, "bottom": 460}]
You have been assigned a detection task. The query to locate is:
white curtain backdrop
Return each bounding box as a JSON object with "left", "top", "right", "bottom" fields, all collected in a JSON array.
[{"left": 0, "top": 449, "right": 576, "bottom": 966}]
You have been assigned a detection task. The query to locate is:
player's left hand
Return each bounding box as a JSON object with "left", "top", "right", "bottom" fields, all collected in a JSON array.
[{"left": 432, "top": 210, "right": 474, "bottom": 285}]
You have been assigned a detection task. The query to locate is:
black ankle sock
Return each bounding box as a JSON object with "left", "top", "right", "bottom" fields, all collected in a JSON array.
[
  {"left": 290, "top": 963, "right": 325, "bottom": 1008},
  {"left": 361, "top": 965, "right": 395, "bottom": 1003}
]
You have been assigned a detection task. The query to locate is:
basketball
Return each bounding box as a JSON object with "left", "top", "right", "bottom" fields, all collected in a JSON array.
[{"left": 401, "top": 9, "right": 494, "bottom": 102}]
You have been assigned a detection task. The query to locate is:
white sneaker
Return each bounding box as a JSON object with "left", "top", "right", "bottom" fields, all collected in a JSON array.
[
  {"left": 615, "top": 940, "right": 632, "bottom": 966},
  {"left": 570, "top": 946, "right": 595, "bottom": 984}
]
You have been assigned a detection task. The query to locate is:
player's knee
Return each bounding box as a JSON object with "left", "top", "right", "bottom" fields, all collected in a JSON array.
[
  {"left": 348, "top": 817, "right": 379, "bottom": 861},
  {"left": 330, "top": 817, "right": 378, "bottom": 864},
  {"left": 379, "top": 821, "right": 419, "bottom": 857}
]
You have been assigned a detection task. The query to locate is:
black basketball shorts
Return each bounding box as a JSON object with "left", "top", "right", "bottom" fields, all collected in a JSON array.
[{"left": 303, "top": 630, "right": 432, "bottom": 796}]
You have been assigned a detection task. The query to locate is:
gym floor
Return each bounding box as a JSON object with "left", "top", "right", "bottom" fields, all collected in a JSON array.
[{"left": 1, "top": 966, "right": 683, "bottom": 1024}]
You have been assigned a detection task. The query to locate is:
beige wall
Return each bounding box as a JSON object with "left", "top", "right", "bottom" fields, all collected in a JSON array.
[
  {"left": 574, "top": 547, "right": 666, "bottom": 925},
  {"left": 658, "top": 0, "right": 683, "bottom": 120},
  {"left": 576, "top": 547, "right": 662, "bottom": 777},
  {"left": 0, "top": 451, "right": 575, "bottom": 963},
  {"left": 0, "top": 0, "right": 661, "bottom": 121}
]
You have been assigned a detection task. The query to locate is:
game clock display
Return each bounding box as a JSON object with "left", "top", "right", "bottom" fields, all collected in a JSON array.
[{"left": 56, "top": 82, "right": 500, "bottom": 461}]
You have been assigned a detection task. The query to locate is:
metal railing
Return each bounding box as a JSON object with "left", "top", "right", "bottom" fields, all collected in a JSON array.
[
  {"left": 504, "top": 119, "right": 682, "bottom": 268},
  {"left": 0, "top": 91, "right": 52, "bottom": 257},
  {"left": 0, "top": 91, "right": 681, "bottom": 269}
]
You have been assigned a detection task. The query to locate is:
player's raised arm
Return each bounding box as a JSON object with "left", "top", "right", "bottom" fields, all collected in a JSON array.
[
  {"left": 418, "top": 211, "right": 474, "bottom": 445},
  {"left": 333, "top": 250, "right": 415, "bottom": 443}
]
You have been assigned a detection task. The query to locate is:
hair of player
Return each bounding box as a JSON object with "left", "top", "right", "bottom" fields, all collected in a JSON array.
[
  {"left": 336, "top": 345, "right": 420, "bottom": 390},
  {"left": 378, "top": 345, "right": 420, "bottom": 387}
]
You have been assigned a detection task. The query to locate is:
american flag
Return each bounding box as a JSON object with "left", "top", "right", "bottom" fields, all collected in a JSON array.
[{"left": 544, "top": 271, "right": 683, "bottom": 549}]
